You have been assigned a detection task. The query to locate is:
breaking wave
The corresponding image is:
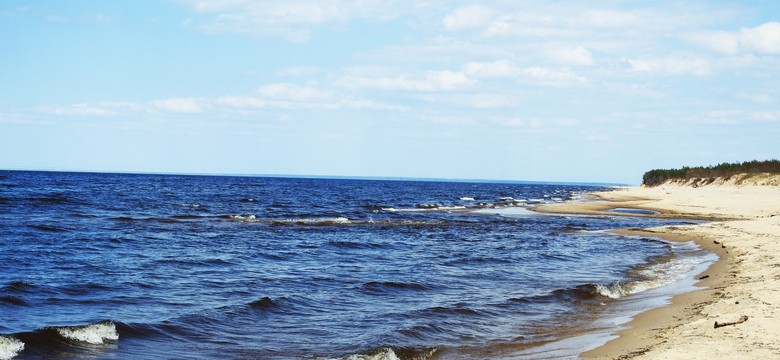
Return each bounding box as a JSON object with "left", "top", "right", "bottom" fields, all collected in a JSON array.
[
  {"left": 52, "top": 321, "right": 118, "bottom": 344},
  {"left": 0, "top": 336, "right": 24, "bottom": 360},
  {"left": 0, "top": 321, "right": 118, "bottom": 359},
  {"left": 340, "top": 347, "right": 438, "bottom": 360},
  {"left": 269, "top": 217, "right": 351, "bottom": 226}
]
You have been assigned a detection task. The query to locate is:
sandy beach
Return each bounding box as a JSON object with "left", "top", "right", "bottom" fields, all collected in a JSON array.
[{"left": 536, "top": 181, "right": 780, "bottom": 359}]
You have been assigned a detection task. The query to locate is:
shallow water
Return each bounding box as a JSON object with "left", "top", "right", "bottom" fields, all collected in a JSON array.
[{"left": 0, "top": 171, "right": 710, "bottom": 359}]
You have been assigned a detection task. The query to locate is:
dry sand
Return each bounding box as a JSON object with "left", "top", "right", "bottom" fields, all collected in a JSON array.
[{"left": 534, "top": 183, "right": 780, "bottom": 359}]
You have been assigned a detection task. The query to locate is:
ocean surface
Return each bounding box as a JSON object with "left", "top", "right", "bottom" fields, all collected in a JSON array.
[{"left": 0, "top": 171, "right": 714, "bottom": 359}]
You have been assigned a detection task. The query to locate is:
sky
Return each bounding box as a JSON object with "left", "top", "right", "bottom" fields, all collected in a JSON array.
[{"left": 1, "top": 1, "right": 779, "bottom": 184}]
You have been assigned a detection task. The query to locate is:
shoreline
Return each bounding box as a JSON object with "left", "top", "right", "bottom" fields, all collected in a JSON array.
[{"left": 534, "top": 184, "right": 780, "bottom": 358}]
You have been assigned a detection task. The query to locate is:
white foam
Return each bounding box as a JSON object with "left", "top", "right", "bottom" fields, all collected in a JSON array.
[
  {"left": 229, "top": 214, "right": 257, "bottom": 222},
  {"left": 384, "top": 205, "right": 466, "bottom": 212},
  {"left": 438, "top": 206, "right": 466, "bottom": 211},
  {"left": 595, "top": 282, "right": 638, "bottom": 299},
  {"left": 473, "top": 206, "right": 535, "bottom": 216},
  {"left": 55, "top": 321, "right": 119, "bottom": 344},
  {"left": 596, "top": 242, "right": 717, "bottom": 299},
  {"left": 342, "top": 348, "right": 400, "bottom": 360},
  {"left": 0, "top": 336, "right": 24, "bottom": 360},
  {"left": 273, "top": 217, "right": 352, "bottom": 225},
  {"left": 459, "top": 197, "right": 475, "bottom": 201}
]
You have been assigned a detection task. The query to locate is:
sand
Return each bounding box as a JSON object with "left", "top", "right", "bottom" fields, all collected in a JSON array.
[{"left": 534, "top": 183, "right": 780, "bottom": 359}]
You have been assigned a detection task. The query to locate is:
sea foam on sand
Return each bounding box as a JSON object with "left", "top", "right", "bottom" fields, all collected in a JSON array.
[{"left": 538, "top": 183, "right": 780, "bottom": 359}]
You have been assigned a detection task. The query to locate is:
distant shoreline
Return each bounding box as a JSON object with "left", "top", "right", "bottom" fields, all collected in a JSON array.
[{"left": 536, "top": 183, "right": 780, "bottom": 359}]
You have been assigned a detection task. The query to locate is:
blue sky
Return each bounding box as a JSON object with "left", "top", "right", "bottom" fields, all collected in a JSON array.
[{"left": 1, "top": 1, "right": 779, "bottom": 184}]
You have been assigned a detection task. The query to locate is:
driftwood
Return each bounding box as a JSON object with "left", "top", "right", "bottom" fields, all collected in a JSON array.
[{"left": 714, "top": 315, "right": 749, "bottom": 329}]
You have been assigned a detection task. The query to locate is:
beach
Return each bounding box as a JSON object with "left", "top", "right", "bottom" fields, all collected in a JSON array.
[{"left": 536, "top": 181, "right": 780, "bottom": 359}]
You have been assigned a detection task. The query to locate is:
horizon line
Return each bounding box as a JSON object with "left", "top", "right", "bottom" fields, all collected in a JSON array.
[{"left": 0, "top": 168, "right": 631, "bottom": 187}]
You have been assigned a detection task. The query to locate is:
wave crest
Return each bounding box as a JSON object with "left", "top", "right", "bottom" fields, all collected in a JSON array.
[
  {"left": 0, "top": 336, "right": 24, "bottom": 360},
  {"left": 52, "top": 321, "right": 118, "bottom": 344},
  {"left": 342, "top": 347, "right": 400, "bottom": 360}
]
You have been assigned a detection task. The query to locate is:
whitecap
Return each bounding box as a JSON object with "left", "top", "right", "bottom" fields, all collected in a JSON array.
[
  {"left": 0, "top": 336, "right": 24, "bottom": 360},
  {"left": 229, "top": 214, "right": 257, "bottom": 222},
  {"left": 459, "top": 197, "right": 475, "bottom": 201},
  {"left": 342, "top": 347, "right": 400, "bottom": 360},
  {"left": 594, "top": 282, "right": 637, "bottom": 299},
  {"left": 54, "top": 321, "right": 119, "bottom": 344},
  {"left": 271, "top": 217, "right": 352, "bottom": 225}
]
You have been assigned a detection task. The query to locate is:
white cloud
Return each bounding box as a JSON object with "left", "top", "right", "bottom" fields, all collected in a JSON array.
[
  {"left": 738, "top": 93, "right": 773, "bottom": 104},
  {"left": 577, "top": 10, "right": 638, "bottom": 29},
  {"left": 180, "top": 0, "right": 400, "bottom": 40},
  {"left": 685, "top": 31, "right": 740, "bottom": 55},
  {"left": 216, "top": 83, "right": 404, "bottom": 111},
  {"left": 740, "top": 22, "right": 780, "bottom": 54},
  {"left": 687, "top": 22, "right": 780, "bottom": 55},
  {"left": 583, "top": 130, "right": 610, "bottom": 142},
  {"left": 277, "top": 66, "right": 320, "bottom": 77},
  {"left": 463, "top": 60, "right": 522, "bottom": 79},
  {"left": 546, "top": 45, "right": 594, "bottom": 66},
  {"left": 257, "top": 83, "right": 330, "bottom": 102},
  {"left": 340, "top": 70, "right": 475, "bottom": 91},
  {"left": 417, "top": 93, "right": 521, "bottom": 109},
  {"left": 627, "top": 57, "right": 712, "bottom": 76},
  {"left": 216, "top": 95, "right": 266, "bottom": 108},
  {"left": 521, "top": 66, "right": 587, "bottom": 86},
  {"left": 751, "top": 111, "right": 780, "bottom": 122},
  {"left": 151, "top": 97, "right": 203, "bottom": 113},
  {"left": 43, "top": 104, "right": 116, "bottom": 117},
  {"left": 442, "top": 4, "right": 494, "bottom": 31}
]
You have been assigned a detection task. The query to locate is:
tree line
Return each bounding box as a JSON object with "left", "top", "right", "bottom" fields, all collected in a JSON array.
[{"left": 642, "top": 159, "right": 780, "bottom": 186}]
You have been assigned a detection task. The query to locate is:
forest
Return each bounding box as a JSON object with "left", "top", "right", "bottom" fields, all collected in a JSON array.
[{"left": 642, "top": 160, "right": 780, "bottom": 186}]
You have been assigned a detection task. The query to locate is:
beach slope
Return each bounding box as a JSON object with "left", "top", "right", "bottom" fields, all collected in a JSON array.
[{"left": 536, "top": 183, "right": 780, "bottom": 359}]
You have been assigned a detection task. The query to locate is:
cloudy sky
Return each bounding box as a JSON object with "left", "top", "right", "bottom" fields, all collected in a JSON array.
[{"left": 1, "top": 1, "right": 779, "bottom": 184}]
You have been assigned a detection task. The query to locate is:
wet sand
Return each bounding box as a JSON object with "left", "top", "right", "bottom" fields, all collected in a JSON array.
[{"left": 534, "top": 184, "right": 780, "bottom": 359}]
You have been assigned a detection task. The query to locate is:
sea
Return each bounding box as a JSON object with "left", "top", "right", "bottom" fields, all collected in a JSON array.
[{"left": 0, "top": 171, "right": 716, "bottom": 359}]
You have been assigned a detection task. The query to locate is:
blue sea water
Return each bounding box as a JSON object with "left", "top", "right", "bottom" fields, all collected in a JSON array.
[{"left": 0, "top": 171, "right": 712, "bottom": 359}]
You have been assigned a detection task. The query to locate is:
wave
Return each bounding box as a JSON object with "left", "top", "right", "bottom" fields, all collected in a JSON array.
[
  {"left": 248, "top": 296, "right": 278, "bottom": 309},
  {"left": 51, "top": 321, "right": 118, "bottom": 344},
  {"left": 549, "top": 283, "right": 635, "bottom": 301},
  {"left": 0, "top": 296, "right": 27, "bottom": 307},
  {"left": 340, "top": 347, "right": 438, "bottom": 360},
  {"left": 2, "top": 321, "right": 119, "bottom": 359},
  {"left": 505, "top": 263, "right": 701, "bottom": 308},
  {"left": 107, "top": 213, "right": 451, "bottom": 228},
  {"left": 2, "top": 281, "right": 35, "bottom": 293},
  {"left": 228, "top": 214, "right": 258, "bottom": 222},
  {"left": 23, "top": 194, "right": 72, "bottom": 205},
  {"left": 383, "top": 205, "right": 467, "bottom": 212},
  {"left": 27, "top": 224, "right": 70, "bottom": 232},
  {"left": 0, "top": 336, "right": 24, "bottom": 360},
  {"left": 177, "top": 203, "right": 203, "bottom": 208},
  {"left": 362, "top": 281, "right": 431, "bottom": 293},
  {"left": 243, "top": 295, "right": 318, "bottom": 315},
  {"left": 503, "top": 282, "right": 643, "bottom": 307},
  {"left": 269, "top": 217, "right": 351, "bottom": 226},
  {"left": 327, "top": 239, "right": 383, "bottom": 250},
  {"left": 425, "top": 306, "right": 482, "bottom": 316}
]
